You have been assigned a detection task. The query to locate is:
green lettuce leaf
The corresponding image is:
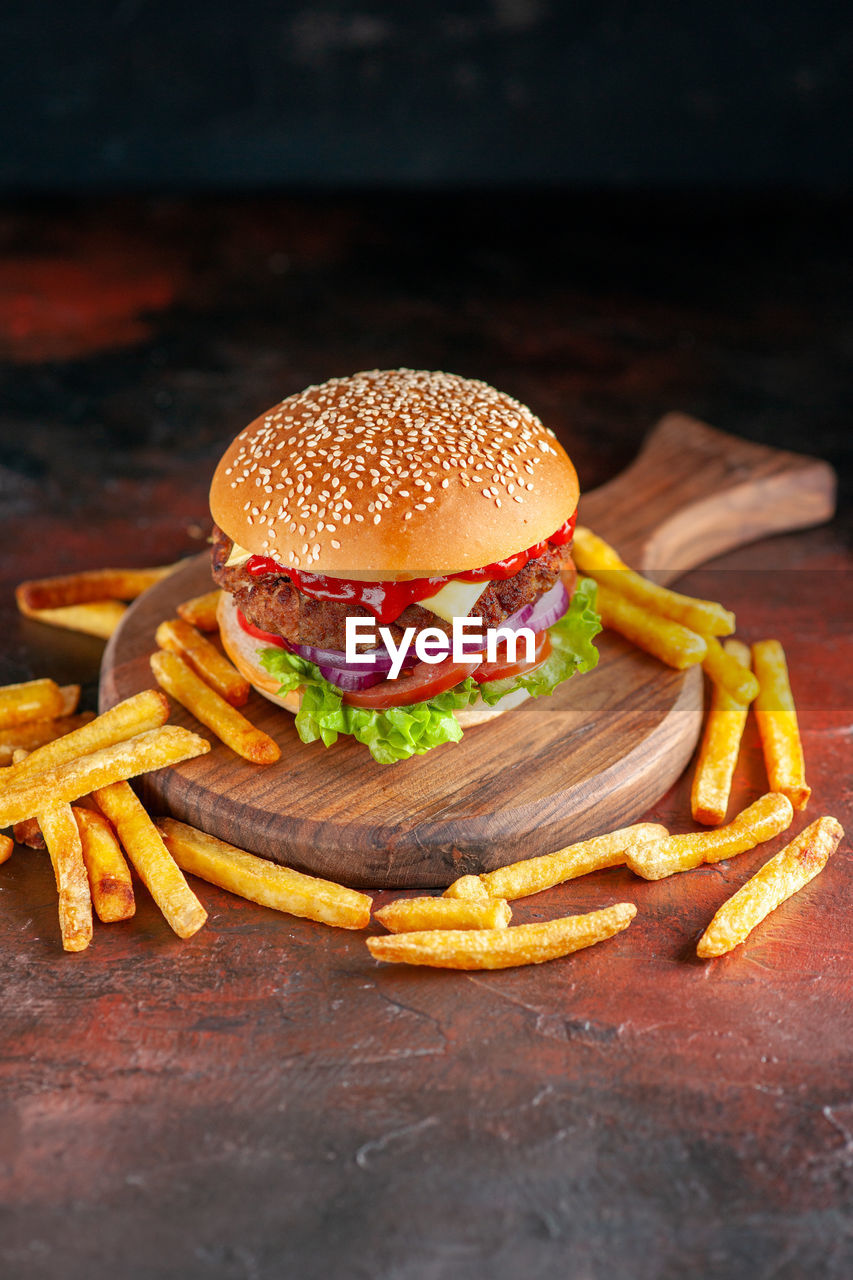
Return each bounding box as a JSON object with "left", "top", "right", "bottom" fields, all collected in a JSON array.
[{"left": 258, "top": 576, "right": 601, "bottom": 764}]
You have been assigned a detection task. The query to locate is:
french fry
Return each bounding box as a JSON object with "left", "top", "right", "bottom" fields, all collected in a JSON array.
[
  {"left": 691, "top": 639, "right": 752, "bottom": 825},
  {"left": 58, "top": 685, "right": 81, "bottom": 715},
  {"left": 1, "top": 689, "right": 170, "bottom": 789},
  {"left": 752, "top": 639, "right": 810, "bottom": 810},
  {"left": 12, "top": 817, "right": 44, "bottom": 848},
  {"left": 0, "top": 834, "right": 13, "bottom": 864},
  {"left": 442, "top": 875, "right": 489, "bottom": 901},
  {"left": 375, "top": 896, "right": 512, "bottom": 933},
  {"left": 94, "top": 786, "right": 207, "bottom": 938},
  {"left": 697, "top": 816, "right": 844, "bottom": 958},
  {"left": 626, "top": 792, "right": 794, "bottom": 881},
  {"left": 0, "top": 726, "right": 210, "bottom": 827},
  {"left": 366, "top": 903, "right": 637, "bottom": 970},
  {"left": 594, "top": 582, "right": 707, "bottom": 669},
  {"left": 702, "top": 636, "right": 760, "bottom": 705},
  {"left": 573, "top": 527, "right": 736, "bottom": 635},
  {"left": 156, "top": 818, "right": 372, "bottom": 930},
  {"left": 20, "top": 600, "right": 127, "bottom": 639},
  {"left": 0, "top": 678, "right": 65, "bottom": 730},
  {"left": 150, "top": 650, "right": 279, "bottom": 764},
  {"left": 15, "top": 563, "right": 181, "bottom": 612},
  {"left": 474, "top": 822, "right": 670, "bottom": 901},
  {"left": 38, "top": 804, "right": 93, "bottom": 951},
  {"left": 155, "top": 618, "right": 249, "bottom": 706},
  {"left": 177, "top": 589, "right": 222, "bottom": 632},
  {"left": 0, "top": 713, "right": 95, "bottom": 768},
  {"left": 72, "top": 806, "right": 135, "bottom": 923}
]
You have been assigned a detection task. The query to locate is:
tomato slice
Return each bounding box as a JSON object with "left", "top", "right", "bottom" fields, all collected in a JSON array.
[
  {"left": 342, "top": 656, "right": 483, "bottom": 709},
  {"left": 236, "top": 608, "right": 287, "bottom": 647},
  {"left": 474, "top": 629, "right": 552, "bottom": 683}
]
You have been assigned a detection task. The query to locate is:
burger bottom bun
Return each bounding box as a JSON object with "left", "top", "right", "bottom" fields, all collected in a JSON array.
[{"left": 217, "top": 591, "right": 531, "bottom": 728}]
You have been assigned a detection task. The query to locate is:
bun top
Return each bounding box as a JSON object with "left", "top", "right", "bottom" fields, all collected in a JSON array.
[{"left": 209, "top": 369, "right": 578, "bottom": 577}]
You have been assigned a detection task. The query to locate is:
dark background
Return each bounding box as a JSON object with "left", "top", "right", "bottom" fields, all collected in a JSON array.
[{"left": 2, "top": 0, "right": 852, "bottom": 190}]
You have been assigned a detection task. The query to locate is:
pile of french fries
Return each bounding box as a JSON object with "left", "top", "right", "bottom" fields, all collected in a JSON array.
[{"left": 3, "top": 545, "right": 842, "bottom": 968}]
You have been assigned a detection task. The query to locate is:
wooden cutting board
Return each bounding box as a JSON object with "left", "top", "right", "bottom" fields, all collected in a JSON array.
[{"left": 99, "top": 413, "right": 835, "bottom": 888}]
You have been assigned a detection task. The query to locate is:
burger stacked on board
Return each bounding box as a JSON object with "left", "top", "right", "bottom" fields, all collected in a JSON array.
[{"left": 210, "top": 369, "right": 601, "bottom": 763}]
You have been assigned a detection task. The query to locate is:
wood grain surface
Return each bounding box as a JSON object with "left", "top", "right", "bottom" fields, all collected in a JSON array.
[{"left": 99, "top": 415, "right": 834, "bottom": 887}]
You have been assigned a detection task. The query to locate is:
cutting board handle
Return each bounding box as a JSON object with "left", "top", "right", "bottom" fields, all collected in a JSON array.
[{"left": 579, "top": 412, "right": 837, "bottom": 583}]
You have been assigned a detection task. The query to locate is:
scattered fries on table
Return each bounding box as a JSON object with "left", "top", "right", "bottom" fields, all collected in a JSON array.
[
  {"left": 367, "top": 903, "right": 637, "bottom": 970},
  {"left": 752, "top": 639, "right": 810, "bottom": 810},
  {"left": 15, "top": 564, "right": 181, "bottom": 612},
  {"left": 73, "top": 806, "right": 136, "bottom": 923},
  {"left": 0, "top": 678, "right": 66, "bottom": 729},
  {"left": 150, "top": 650, "right": 279, "bottom": 764},
  {"left": 442, "top": 875, "right": 489, "bottom": 901},
  {"left": 156, "top": 818, "right": 372, "bottom": 930},
  {"left": 94, "top": 785, "right": 207, "bottom": 938},
  {"left": 468, "top": 821, "right": 669, "bottom": 902},
  {"left": 0, "top": 834, "right": 13, "bottom": 864},
  {"left": 155, "top": 617, "right": 249, "bottom": 706},
  {"left": 626, "top": 792, "right": 794, "bottom": 881},
  {"left": 594, "top": 582, "right": 708, "bottom": 669},
  {"left": 177, "top": 589, "right": 222, "bottom": 632},
  {"left": 0, "top": 725, "right": 211, "bottom": 827},
  {"left": 691, "top": 639, "right": 752, "bottom": 825},
  {"left": 697, "top": 816, "right": 843, "bottom": 958},
  {"left": 573, "top": 526, "right": 736, "bottom": 636},
  {"left": 0, "top": 712, "right": 94, "bottom": 767},
  {"left": 20, "top": 601, "right": 128, "bottom": 639},
  {"left": 375, "top": 895, "right": 511, "bottom": 933},
  {"left": 702, "top": 635, "right": 760, "bottom": 705},
  {"left": 38, "top": 803, "right": 93, "bottom": 952}
]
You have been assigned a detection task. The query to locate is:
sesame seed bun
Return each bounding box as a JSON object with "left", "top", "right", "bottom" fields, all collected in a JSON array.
[
  {"left": 209, "top": 368, "right": 578, "bottom": 577},
  {"left": 216, "top": 591, "right": 530, "bottom": 727}
]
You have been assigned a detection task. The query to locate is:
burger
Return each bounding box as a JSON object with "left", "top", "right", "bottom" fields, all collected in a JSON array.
[{"left": 209, "top": 368, "right": 600, "bottom": 763}]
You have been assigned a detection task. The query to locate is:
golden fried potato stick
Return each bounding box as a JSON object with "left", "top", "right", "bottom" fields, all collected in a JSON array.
[
  {"left": 455, "top": 822, "right": 669, "bottom": 902},
  {"left": 0, "top": 678, "right": 65, "bottom": 730},
  {"left": 72, "top": 806, "right": 135, "bottom": 923},
  {"left": 594, "top": 583, "right": 707, "bottom": 669},
  {"left": 697, "top": 816, "right": 844, "bottom": 958},
  {"left": 155, "top": 618, "right": 249, "bottom": 706},
  {"left": 15, "top": 563, "right": 181, "bottom": 612},
  {"left": 57, "top": 685, "right": 81, "bottom": 715},
  {"left": 375, "top": 896, "right": 511, "bottom": 933},
  {"left": 442, "top": 875, "right": 489, "bottom": 901},
  {"left": 12, "top": 816, "right": 44, "bottom": 848},
  {"left": 38, "top": 804, "right": 93, "bottom": 952},
  {"left": 150, "top": 650, "right": 279, "bottom": 764},
  {"left": 702, "top": 636, "right": 760, "bottom": 705},
  {"left": 1, "top": 689, "right": 170, "bottom": 790},
  {"left": 177, "top": 589, "right": 222, "bottom": 633},
  {"left": 0, "top": 726, "right": 210, "bottom": 827},
  {"left": 19, "top": 600, "right": 128, "bottom": 639},
  {"left": 0, "top": 833, "right": 13, "bottom": 864},
  {"left": 367, "top": 902, "right": 637, "bottom": 970},
  {"left": 626, "top": 792, "right": 794, "bottom": 881},
  {"left": 752, "top": 639, "right": 810, "bottom": 810},
  {"left": 573, "top": 527, "right": 736, "bottom": 636},
  {"left": 691, "top": 639, "right": 752, "bottom": 826},
  {"left": 156, "top": 818, "right": 372, "bottom": 930},
  {"left": 0, "top": 712, "right": 94, "bottom": 767},
  {"left": 94, "top": 786, "right": 207, "bottom": 938}
]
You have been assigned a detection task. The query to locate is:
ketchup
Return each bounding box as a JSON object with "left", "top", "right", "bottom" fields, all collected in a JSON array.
[{"left": 244, "top": 510, "right": 576, "bottom": 627}]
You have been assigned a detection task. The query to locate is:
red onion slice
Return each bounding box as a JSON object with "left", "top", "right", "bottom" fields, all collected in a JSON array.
[
  {"left": 316, "top": 663, "right": 388, "bottom": 691},
  {"left": 501, "top": 580, "right": 569, "bottom": 634}
]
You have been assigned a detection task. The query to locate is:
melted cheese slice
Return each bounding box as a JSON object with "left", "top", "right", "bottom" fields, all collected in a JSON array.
[
  {"left": 224, "top": 542, "right": 253, "bottom": 568},
  {"left": 417, "top": 578, "right": 490, "bottom": 623}
]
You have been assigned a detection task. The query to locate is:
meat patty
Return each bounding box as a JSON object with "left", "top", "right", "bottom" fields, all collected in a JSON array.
[{"left": 210, "top": 525, "right": 571, "bottom": 651}]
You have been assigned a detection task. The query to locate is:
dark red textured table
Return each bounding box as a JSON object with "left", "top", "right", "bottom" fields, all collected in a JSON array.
[{"left": 0, "top": 194, "right": 851, "bottom": 1280}]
